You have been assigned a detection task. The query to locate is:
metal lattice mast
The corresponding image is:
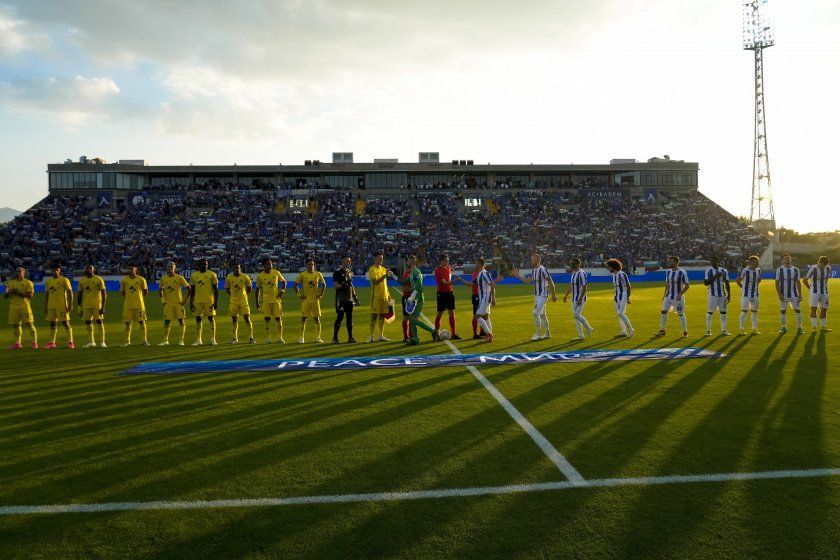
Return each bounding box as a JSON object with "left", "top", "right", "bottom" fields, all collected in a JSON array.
[{"left": 743, "top": 0, "right": 775, "bottom": 228}]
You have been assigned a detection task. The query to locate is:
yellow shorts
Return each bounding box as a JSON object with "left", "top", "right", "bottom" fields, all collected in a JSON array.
[
  {"left": 8, "top": 306, "right": 34, "bottom": 325},
  {"left": 163, "top": 302, "right": 186, "bottom": 321},
  {"left": 81, "top": 307, "right": 103, "bottom": 321},
  {"left": 262, "top": 301, "right": 283, "bottom": 319},
  {"left": 301, "top": 300, "right": 321, "bottom": 318},
  {"left": 228, "top": 301, "right": 251, "bottom": 317},
  {"left": 371, "top": 297, "right": 390, "bottom": 315},
  {"left": 123, "top": 308, "right": 147, "bottom": 323},
  {"left": 46, "top": 308, "right": 70, "bottom": 322},
  {"left": 193, "top": 302, "right": 216, "bottom": 317}
]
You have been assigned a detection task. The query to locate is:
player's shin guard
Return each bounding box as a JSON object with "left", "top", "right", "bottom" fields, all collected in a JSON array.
[
  {"left": 30, "top": 324, "right": 37, "bottom": 343},
  {"left": 751, "top": 312, "right": 758, "bottom": 330},
  {"left": 449, "top": 314, "right": 456, "bottom": 336},
  {"left": 179, "top": 322, "right": 186, "bottom": 343},
  {"left": 795, "top": 312, "right": 802, "bottom": 327},
  {"left": 533, "top": 312, "right": 541, "bottom": 336},
  {"left": 434, "top": 314, "right": 441, "bottom": 330},
  {"left": 232, "top": 319, "right": 239, "bottom": 340},
  {"left": 97, "top": 322, "right": 105, "bottom": 344},
  {"left": 124, "top": 323, "right": 132, "bottom": 344},
  {"left": 575, "top": 322, "right": 583, "bottom": 337},
  {"left": 140, "top": 321, "right": 148, "bottom": 343},
  {"left": 87, "top": 322, "right": 95, "bottom": 344},
  {"left": 780, "top": 312, "right": 786, "bottom": 327},
  {"left": 576, "top": 314, "right": 593, "bottom": 332},
  {"left": 820, "top": 317, "right": 827, "bottom": 327},
  {"left": 163, "top": 322, "right": 171, "bottom": 343},
  {"left": 50, "top": 323, "right": 58, "bottom": 343},
  {"left": 376, "top": 318, "right": 385, "bottom": 339},
  {"left": 660, "top": 313, "right": 667, "bottom": 329},
  {"left": 705, "top": 313, "right": 713, "bottom": 333},
  {"left": 403, "top": 319, "right": 410, "bottom": 340},
  {"left": 315, "top": 319, "right": 322, "bottom": 339},
  {"left": 12, "top": 325, "right": 22, "bottom": 344},
  {"left": 471, "top": 318, "right": 478, "bottom": 336},
  {"left": 64, "top": 323, "right": 73, "bottom": 343},
  {"left": 476, "top": 317, "right": 491, "bottom": 335},
  {"left": 619, "top": 313, "right": 632, "bottom": 334},
  {"left": 209, "top": 319, "right": 216, "bottom": 341},
  {"left": 811, "top": 316, "right": 818, "bottom": 328},
  {"left": 678, "top": 313, "right": 687, "bottom": 332},
  {"left": 195, "top": 320, "right": 204, "bottom": 342},
  {"left": 739, "top": 311, "right": 747, "bottom": 331},
  {"left": 277, "top": 319, "right": 284, "bottom": 340},
  {"left": 246, "top": 318, "right": 253, "bottom": 338},
  {"left": 265, "top": 319, "right": 272, "bottom": 339},
  {"left": 720, "top": 312, "right": 728, "bottom": 331},
  {"left": 369, "top": 319, "right": 375, "bottom": 339},
  {"left": 540, "top": 313, "right": 549, "bottom": 334}
]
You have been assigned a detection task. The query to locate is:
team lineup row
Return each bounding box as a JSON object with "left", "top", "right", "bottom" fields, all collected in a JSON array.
[{"left": 1, "top": 253, "right": 833, "bottom": 350}]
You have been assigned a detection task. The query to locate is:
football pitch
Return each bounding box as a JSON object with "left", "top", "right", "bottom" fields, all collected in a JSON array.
[{"left": 0, "top": 282, "right": 837, "bottom": 559}]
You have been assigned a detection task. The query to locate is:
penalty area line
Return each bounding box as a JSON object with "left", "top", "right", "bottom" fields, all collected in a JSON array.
[
  {"left": 404, "top": 290, "right": 585, "bottom": 485},
  {"left": 2, "top": 468, "right": 838, "bottom": 516}
]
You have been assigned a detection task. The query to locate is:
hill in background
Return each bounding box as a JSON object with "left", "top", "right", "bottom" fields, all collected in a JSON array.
[{"left": 0, "top": 208, "right": 20, "bottom": 224}]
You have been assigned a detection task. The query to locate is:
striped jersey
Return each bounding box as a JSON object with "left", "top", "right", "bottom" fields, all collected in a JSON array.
[
  {"left": 612, "top": 270, "right": 630, "bottom": 302},
  {"left": 664, "top": 268, "right": 689, "bottom": 300},
  {"left": 570, "top": 270, "right": 587, "bottom": 303},
  {"left": 476, "top": 269, "right": 494, "bottom": 303},
  {"left": 806, "top": 265, "right": 831, "bottom": 295},
  {"left": 704, "top": 266, "right": 728, "bottom": 298},
  {"left": 531, "top": 265, "right": 551, "bottom": 297},
  {"left": 775, "top": 265, "right": 800, "bottom": 299},
  {"left": 739, "top": 267, "right": 761, "bottom": 298}
]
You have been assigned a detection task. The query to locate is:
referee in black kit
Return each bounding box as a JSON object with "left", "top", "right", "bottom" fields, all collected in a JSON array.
[{"left": 332, "top": 256, "right": 357, "bottom": 343}]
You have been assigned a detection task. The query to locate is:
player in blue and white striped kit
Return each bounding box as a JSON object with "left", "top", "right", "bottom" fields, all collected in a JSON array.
[
  {"left": 803, "top": 256, "right": 831, "bottom": 333},
  {"left": 775, "top": 252, "right": 803, "bottom": 335},
  {"left": 606, "top": 258, "right": 634, "bottom": 337},
  {"left": 658, "top": 256, "right": 689, "bottom": 337},
  {"left": 703, "top": 255, "right": 731, "bottom": 336},
  {"left": 563, "top": 258, "right": 593, "bottom": 339},
  {"left": 736, "top": 255, "right": 762, "bottom": 335},
  {"left": 511, "top": 254, "right": 557, "bottom": 340}
]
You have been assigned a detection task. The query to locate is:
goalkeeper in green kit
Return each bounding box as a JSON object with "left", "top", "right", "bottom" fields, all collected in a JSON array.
[{"left": 403, "top": 255, "right": 442, "bottom": 345}]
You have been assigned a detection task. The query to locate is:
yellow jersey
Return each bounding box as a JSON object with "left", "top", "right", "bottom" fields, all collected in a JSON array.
[
  {"left": 5, "top": 278, "right": 34, "bottom": 307},
  {"left": 367, "top": 265, "right": 388, "bottom": 299},
  {"left": 45, "top": 276, "right": 72, "bottom": 309},
  {"left": 78, "top": 275, "right": 106, "bottom": 308},
  {"left": 160, "top": 273, "right": 189, "bottom": 304},
  {"left": 225, "top": 273, "right": 252, "bottom": 304},
  {"left": 297, "top": 270, "right": 325, "bottom": 299},
  {"left": 190, "top": 270, "right": 219, "bottom": 305},
  {"left": 256, "top": 269, "right": 285, "bottom": 302},
  {"left": 121, "top": 275, "right": 148, "bottom": 309}
]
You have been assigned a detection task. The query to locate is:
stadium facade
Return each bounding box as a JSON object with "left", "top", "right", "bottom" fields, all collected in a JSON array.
[{"left": 47, "top": 155, "right": 699, "bottom": 208}]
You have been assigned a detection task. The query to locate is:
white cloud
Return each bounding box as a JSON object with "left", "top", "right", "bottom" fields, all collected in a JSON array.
[
  {"left": 0, "top": 6, "right": 48, "bottom": 56},
  {"left": 0, "top": 75, "right": 128, "bottom": 126}
]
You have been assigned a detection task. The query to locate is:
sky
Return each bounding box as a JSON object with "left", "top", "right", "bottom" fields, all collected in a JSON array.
[{"left": 0, "top": 0, "right": 838, "bottom": 232}]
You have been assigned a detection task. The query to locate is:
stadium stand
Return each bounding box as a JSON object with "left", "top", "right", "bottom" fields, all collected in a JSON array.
[{"left": 0, "top": 187, "right": 766, "bottom": 276}]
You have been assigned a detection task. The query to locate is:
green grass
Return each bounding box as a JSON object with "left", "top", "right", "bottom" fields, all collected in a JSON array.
[{"left": 0, "top": 281, "right": 837, "bottom": 559}]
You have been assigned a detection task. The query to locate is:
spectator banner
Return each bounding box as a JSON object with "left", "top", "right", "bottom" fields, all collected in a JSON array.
[
  {"left": 158, "top": 194, "right": 183, "bottom": 205},
  {"left": 643, "top": 189, "right": 658, "bottom": 204},
  {"left": 123, "top": 347, "right": 726, "bottom": 375},
  {"left": 583, "top": 189, "right": 627, "bottom": 200},
  {"left": 96, "top": 191, "right": 112, "bottom": 208}
]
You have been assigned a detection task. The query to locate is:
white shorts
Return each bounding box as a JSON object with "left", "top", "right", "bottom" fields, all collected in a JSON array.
[
  {"left": 533, "top": 295, "right": 548, "bottom": 315},
  {"left": 809, "top": 293, "right": 829, "bottom": 309},
  {"left": 741, "top": 297, "right": 759, "bottom": 311},
  {"left": 707, "top": 296, "right": 728, "bottom": 314},
  {"left": 614, "top": 299, "right": 628, "bottom": 315},
  {"left": 571, "top": 299, "right": 586, "bottom": 317},
  {"left": 661, "top": 297, "right": 685, "bottom": 314},
  {"left": 475, "top": 301, "right": 492, "bottom": 316},
  {"left": 779, "top": 298, "right": 801, "bottom": 312}
]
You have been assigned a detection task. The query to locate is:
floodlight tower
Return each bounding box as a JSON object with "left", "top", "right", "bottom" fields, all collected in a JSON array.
[{"left": 743, "top": 0, "right": 775, "bottom": 230}]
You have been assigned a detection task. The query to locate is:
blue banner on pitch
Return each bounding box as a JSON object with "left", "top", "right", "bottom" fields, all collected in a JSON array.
[{"left": 121, "top": 347, "right": 726, "bottom": 375}]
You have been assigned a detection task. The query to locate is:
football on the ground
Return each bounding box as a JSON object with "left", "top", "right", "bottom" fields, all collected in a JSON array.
[{"left": 438, "top": 329, "right": 451, "bottom": 340}]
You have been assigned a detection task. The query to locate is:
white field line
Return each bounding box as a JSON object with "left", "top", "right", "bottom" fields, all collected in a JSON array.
[
  {"left": 2, "top": 468, "right": 838, "bottom": 516},
  {"left": 400, "top": 288, "right": 585, "bottom": 484}
]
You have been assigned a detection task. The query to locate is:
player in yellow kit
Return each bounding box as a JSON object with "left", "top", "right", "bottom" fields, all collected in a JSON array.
[
  {"left": 77, "top": 264, "right": 107, "bottom": 347},
  {"left": 158, "top": 261, "right": 191, "bottom": 346},
  {"left": 44, "top": 263, "right": 74, "bottom": 349},
  {"left": 367, "top": 252, "right": 395, "bottom": 342},
  {"left": 120, "top": 264, "right": 149, "bottom": 346},
  {"left": 294, "top": 258, "right": 326, "bottom": 343},
  {"left": 225, "top": 263, "right": 255, "bottom": 344},
  {"left": 254, "top": 257, "right": 287, "bottom": 344},
  {"left": 4, "top": 267, "right": 38, "bottom": 349},
  {"left": 189, "top": 259, "right": 219, "bottom": 346}
]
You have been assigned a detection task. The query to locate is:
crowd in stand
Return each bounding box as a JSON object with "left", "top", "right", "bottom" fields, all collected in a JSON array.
[{"left": 0, "top": 189, "right": 765, "bottom": 276}]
